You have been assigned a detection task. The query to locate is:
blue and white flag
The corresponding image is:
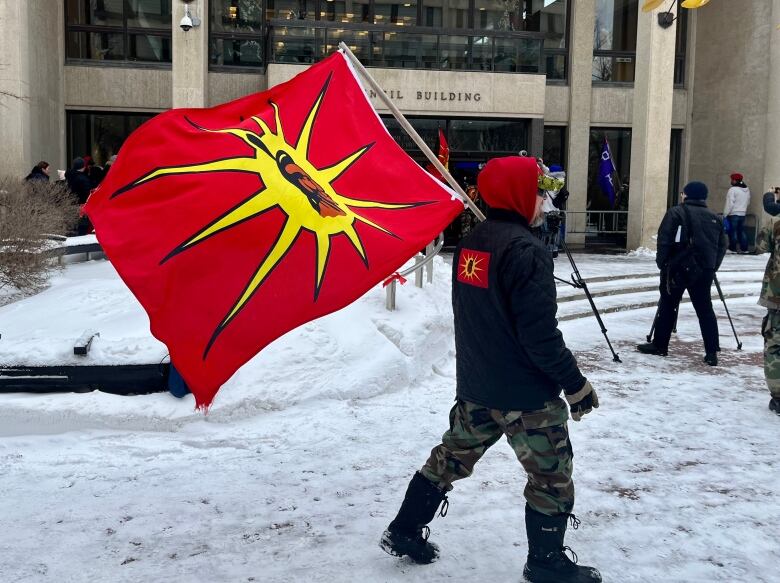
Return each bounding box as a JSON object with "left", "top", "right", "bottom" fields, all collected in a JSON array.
[{"left": 598, "top": 139, "right": 617, "bottom": 208}]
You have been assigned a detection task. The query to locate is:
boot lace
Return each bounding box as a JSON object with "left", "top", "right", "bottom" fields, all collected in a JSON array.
[
  {"left": 561, "top": 546, "right": 579, "bottom": 564},
  {"left": 438, "top": 496, "right": 449, "bottom": 518},
  {"left": 567, "top": 513, "right": 580, "bottom": 530}
]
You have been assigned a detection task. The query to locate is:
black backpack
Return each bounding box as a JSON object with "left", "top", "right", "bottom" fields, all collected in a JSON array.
[{"left": 665, "top": 204, "right": 704, "bottom": 292}]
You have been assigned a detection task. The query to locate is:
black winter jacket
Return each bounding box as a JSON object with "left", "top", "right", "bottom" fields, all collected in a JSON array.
[
  {"left": 65, "top": 169, "right": 93, "bottom": 204},
  {"left": 655, "top": 200, "right": 727, "bottom": 271},
  {"left": 452, "top": 208, "right": 586, "bottom": 411}
]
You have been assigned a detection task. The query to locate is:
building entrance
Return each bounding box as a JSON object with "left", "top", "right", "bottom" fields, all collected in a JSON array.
[{"left": 380, "top": 115, "right": 531, "bottom": 246}]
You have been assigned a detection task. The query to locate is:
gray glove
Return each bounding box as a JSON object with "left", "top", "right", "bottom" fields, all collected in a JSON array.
[{"left": 565, "top": 380, "right": 599, "bottom": 422}]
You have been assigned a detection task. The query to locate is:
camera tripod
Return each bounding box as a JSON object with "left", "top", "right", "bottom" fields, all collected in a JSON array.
[
  {"left": 646, "top": 274, "right": 743, "bottom": 350},
  {"left": 548, "top": 212, "right": 622, "bottom": 363}
]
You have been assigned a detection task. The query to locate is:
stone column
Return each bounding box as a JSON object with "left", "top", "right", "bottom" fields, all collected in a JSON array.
[
  {"left": 565, "top": 0, "right": 596, "bottom": 246},
  {"left": 173, "top": 0, "right": 209, "bottom": 108},
  {"left": 627, "top": 7, "right": 677, "bottom": 250},
  {"left": 529, "top": 118, "right": 544, "bottom": 157},
  {"left": 763, "top": 0, "right": 780, "bottom": 201},
  {"left": 0, "top": 0, "right": 65, "bottom": 178}
]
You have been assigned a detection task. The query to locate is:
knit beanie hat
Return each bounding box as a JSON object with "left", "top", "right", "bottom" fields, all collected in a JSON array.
[{"left": 683, "top": 181, "right": 708, "bottom": 200}]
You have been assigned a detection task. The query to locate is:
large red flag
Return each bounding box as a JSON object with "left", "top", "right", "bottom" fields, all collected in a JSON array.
[{"left": 86, "top": 51, "right": 464, "bottom": 408}]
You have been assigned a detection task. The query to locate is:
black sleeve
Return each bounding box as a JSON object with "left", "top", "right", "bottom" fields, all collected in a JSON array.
[
  {"left": 655, "top": 208, "right": 681, "bottom": 270},
  {"left": 502, "top": 242, "right": 586, "bottom": 395},
  {"left": 764, "top": 191, "right": 780, "bottom": 217}
]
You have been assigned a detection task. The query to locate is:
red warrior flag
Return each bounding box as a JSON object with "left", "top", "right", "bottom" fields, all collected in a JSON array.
[
  {"left": 86, "top": 51, "right": 464, "bottom": 408},
  {"left": 426, "top": 129, "right": 450, "bottom": 182}
]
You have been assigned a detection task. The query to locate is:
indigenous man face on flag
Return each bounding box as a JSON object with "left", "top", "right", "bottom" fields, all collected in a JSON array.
[{"left": 85, "top": 51, "right": 465, "bottom": 408}]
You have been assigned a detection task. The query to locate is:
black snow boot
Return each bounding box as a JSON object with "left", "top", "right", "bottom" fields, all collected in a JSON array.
[
  {"left": 523, "top": 505, "right": 601, "bottom": 583},
  {"left": 636, "top": 342, "right": 667, "bottom": 356},
  {"left": 704, "top": 352, "right": 718, "bottom": 366},
  {"left": 380, "top": 472, "right": 449, "bottom": 564},
  {"left": 770, "top": 398, "right": 780, "bottom": 415}
]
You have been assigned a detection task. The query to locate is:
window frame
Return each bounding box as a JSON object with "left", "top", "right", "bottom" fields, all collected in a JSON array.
[
  {"left": 65, "top": 0, "right": 173, "bottom": 67},
  {"left": 591, "top": 0, "right": 639, "bottom": 85},
  {"left": 66, "top": 109, "right": 160, "bottom": 166},
  {"left": 208, "top": 0, "right": 569, "bottom": 79}
]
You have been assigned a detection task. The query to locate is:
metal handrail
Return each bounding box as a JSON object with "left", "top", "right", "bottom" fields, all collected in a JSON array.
[
  {"left": 398, "top": 233, "right": 444, "bottom": 278},
  {"left": 563, "top": 210, "right": 628, "bottom": 235}
]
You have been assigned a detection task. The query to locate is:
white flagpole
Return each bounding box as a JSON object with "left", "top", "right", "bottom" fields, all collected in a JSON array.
[{"left": 338, "top": 42, "right": 486, "bottom": 222}]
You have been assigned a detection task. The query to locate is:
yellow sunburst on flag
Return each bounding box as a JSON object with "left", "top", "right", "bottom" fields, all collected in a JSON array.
[{"left": 114, "top": 73, "right": 426, "bottom": 356}]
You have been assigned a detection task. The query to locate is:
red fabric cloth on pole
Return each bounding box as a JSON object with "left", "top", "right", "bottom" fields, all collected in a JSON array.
[
  {"left": 85, "top": 52, "right": 463, "bottom": 407},
  {"left": 426, "top": 129, "right": 450, "bottom": 182}
]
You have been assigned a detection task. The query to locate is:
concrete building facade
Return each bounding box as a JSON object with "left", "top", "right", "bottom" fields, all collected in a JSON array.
[{"left": 1, "top": 0, "right": 778, "bottom": 250}]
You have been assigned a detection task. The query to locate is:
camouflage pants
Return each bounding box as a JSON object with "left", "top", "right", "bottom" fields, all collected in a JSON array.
[
  {"left": 420, "top": 398, "right": 574, "bottom": 516},
  {"left": 761, "top": 310, "right": 780, "bottom": 399}
]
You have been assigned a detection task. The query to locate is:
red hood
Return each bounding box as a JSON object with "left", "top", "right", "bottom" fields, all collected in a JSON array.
[{"left": 477, "top": 156, "right": 541, "bottom": 223}]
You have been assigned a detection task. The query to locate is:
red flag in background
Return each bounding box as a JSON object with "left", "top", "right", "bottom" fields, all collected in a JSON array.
[
  {"left": 85, "top": 51, "right": 464, "bottom": 408},
  {"left": 426, "top": 129, "right": 450, "bottom": 182}
]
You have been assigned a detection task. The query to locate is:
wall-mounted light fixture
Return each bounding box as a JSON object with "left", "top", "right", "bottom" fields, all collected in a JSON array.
[
  {"left": 643, "top": 0, "right": 711, "bottom": 29},
  {"left": 180, "top": 0, "right": 202, "bottom": 32}
]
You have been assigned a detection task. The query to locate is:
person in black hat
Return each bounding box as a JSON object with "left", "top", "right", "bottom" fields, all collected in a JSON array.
[
  {"left": 637, "top": 181, "right": 727, "bottom": 365},
  {"left": 65, "top": 157, "right": 94, "bottom": 205}
]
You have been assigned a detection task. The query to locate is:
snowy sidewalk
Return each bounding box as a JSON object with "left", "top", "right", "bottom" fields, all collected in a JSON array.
[{"left": 0, "top": 253, "right": 777, "bottom": 582}]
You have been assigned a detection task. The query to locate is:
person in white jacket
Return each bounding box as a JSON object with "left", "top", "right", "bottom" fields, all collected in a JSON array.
[{"left": 724, "top": 172, "right": 751, "bottom": 253}]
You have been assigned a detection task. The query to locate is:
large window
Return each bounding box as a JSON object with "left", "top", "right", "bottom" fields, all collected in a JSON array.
[
  {"left": 668, "top": 129, "right": 683, "bottom": 209},
  {"left": 543, "top": 125, "right": 566, "bottom": 169},
  {"left": 588, "top": 128, "right": 631, "bottom": 211},
  {"left": 66, "top": 0, "right": 172, "bottom": 63},
  {"left": 67, "top": 111, "right": 157, "bottom": 166},
  {"left": 585, "top": 127, "right": 631, "bottom": 247},
  {"left": 380, "top": 115, "right": 529, "bottom": 160},
  {"left": 674, "top": 7, "right": 688, "bottom": 86},
  {"left": 592, "top": 0, "right": 637, "bottom": 83},
  {"left": 210, "top": 0, "right": 266, "bottom": 67},
  {"left": 210, "top": 0, "right": 568, "bottom": 78}
]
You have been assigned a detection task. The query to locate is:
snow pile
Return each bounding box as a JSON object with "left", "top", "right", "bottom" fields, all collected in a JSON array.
[
  {"left": 626, "top": 246, "right": 656, "bottom": 258},
  {"left": 0, "top": 256, "right": 455, "bottom": 432}
]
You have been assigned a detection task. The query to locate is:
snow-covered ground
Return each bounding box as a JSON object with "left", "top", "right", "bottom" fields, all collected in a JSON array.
[{"left": 0, "top": 252, "right": 777, "bottom": 583}]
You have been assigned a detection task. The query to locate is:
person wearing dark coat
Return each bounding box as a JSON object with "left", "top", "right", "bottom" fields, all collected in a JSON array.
[
  {"left": 380, "top": 157, "right": 601, "bottom": 583},
  {"left": 24, "top": 161, "right": 50, "bottom": 182},
  {"left": 637, "top": 181, "right": 727, "bottom": 365},
  {"left": 65, "top": 157, "right": 94, "bottom": 204},
  {"left": 65, "top": 157, "right": 95, "bottom": 235}
]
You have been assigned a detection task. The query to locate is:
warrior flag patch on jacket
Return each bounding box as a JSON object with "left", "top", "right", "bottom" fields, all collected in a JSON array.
[{"left": 85, "top": 51, "right": 465, "bottom": 408}]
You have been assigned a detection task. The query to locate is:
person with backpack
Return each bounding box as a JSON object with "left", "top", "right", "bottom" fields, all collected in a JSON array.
[
  {"left": 724, "top": 172, "right": 751, "bottom": 253},
  {"left": 637, "top": 181, "right": 727, "bottom": 365}
]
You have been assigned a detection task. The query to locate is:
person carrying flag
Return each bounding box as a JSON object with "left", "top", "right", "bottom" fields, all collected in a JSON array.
[{"left": 380, "top": 156, "right": 601, "bottom": 583}]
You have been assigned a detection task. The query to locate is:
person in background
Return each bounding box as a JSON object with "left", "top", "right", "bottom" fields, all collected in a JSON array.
[
  {"left": 637, "top": 181, "right": 727, "bottom": 365},
  {"left": 65, "top": 157, "right": 93, "bottom": 205},
  {"left": 724, "top": 172, "right": 751, "bottom": 253},
  {"left": 65, "top": 157, "right": 95, "bottom": 235},
  {"left": 755, "top": 186, "right": 780, "bottom": 416},
  {"left": 104, "top": 154, "right": 118, "bottom": 177},
  {"left": 539, "top": 164, "right": 567, "bottom": 257},
  {"left": 24, "top": 161, "right": 50, "bottom": 182}
]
